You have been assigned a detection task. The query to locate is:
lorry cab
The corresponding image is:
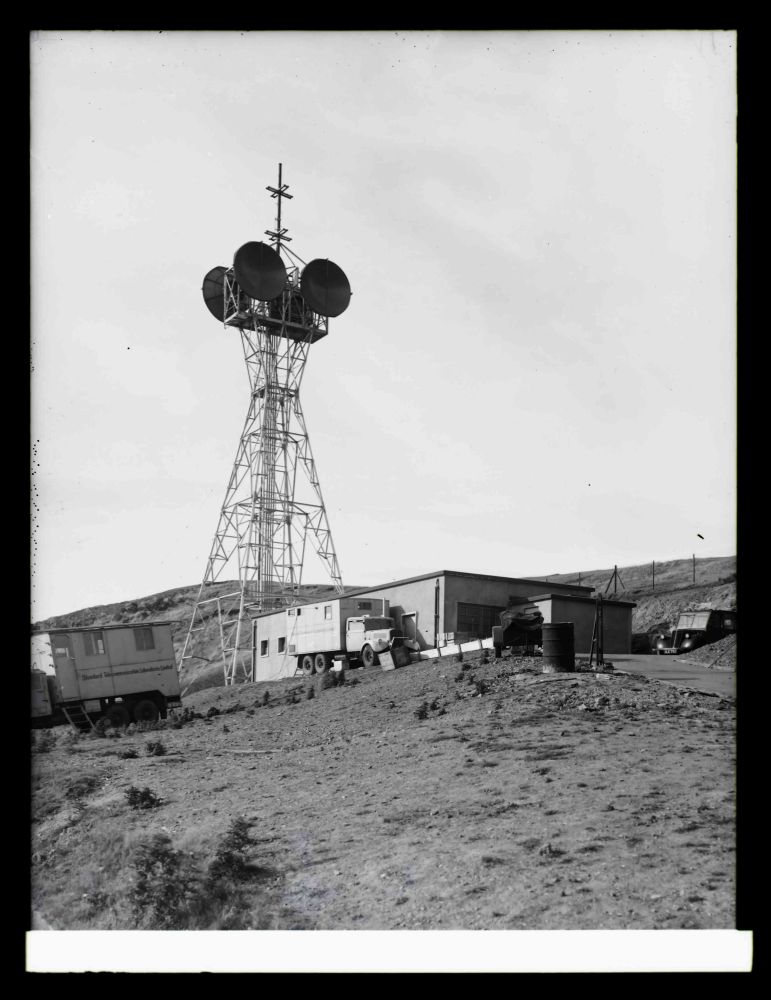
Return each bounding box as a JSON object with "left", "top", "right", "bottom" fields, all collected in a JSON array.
[{"left": 346, "top": 615, "right": 396, "bottom": 667}]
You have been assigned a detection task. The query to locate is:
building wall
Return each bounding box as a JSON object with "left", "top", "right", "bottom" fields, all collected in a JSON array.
[
  {"left": 531, "top": 595, "right": 633, "bottom": 654},
  {"left": 355, "top": 576, "right": 444, "bottom": 650},
  {"left": 443, "top": 574, "right": 591, "bottom": 635}
]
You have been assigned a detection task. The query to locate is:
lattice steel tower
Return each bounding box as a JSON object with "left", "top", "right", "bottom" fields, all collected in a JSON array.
[{"left": 182, "top": 165, "right": 349, "bottom": 685}]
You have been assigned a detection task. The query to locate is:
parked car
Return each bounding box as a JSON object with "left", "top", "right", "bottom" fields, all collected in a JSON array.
[{"left": 654, "top": 609, "right": 736, "bottom": 655}]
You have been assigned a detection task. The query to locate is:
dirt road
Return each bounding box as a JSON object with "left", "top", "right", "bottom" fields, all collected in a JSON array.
[{"left": 611, "top": 655, "right": 735, "bottom": 697}]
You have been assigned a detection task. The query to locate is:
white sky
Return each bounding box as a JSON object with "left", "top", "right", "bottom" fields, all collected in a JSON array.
[{"left": 30, "top": 30, "right": 736, "bottom": 620}]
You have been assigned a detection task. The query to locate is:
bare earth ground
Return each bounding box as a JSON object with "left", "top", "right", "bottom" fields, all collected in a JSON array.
[{"left": 30, "top": 651, "right": 735, "bottom": 930}]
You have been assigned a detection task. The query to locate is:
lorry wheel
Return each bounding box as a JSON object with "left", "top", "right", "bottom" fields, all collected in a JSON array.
[
  {"left": 314, "top": 653, "right": 329, "bottom": 674},
  {"left": 133, "top": 699, "right": 160, "bottom": 723},
  {"left": 105, "top": 704, "right": 130, "bottom": 728},
  {"left": 361, "top": 645, "right": 377, "bottom": 669},
  {"left": 301, "top": 654, "right": 315, "bottom": 676}
]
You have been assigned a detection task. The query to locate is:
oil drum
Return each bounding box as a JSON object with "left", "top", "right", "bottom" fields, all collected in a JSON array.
[{"left": 541, "top": 622, "right": 575, "bottom": 673}]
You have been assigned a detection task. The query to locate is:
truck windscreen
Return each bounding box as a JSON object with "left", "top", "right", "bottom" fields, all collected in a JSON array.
[{"left": 364, "top": 617, "right": 393, "bottom": 630}]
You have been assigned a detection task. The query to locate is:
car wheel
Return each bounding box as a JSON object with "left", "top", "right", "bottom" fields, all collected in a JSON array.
[
  {"left": 104, "top": 704, "right": 130, "bottom": 728},
  {"left": 301, "top": 654, "right": 315, "bottom": 676},
  {"left": 314, "top": 653, "right": 329, "bottom": 674},
  {"left": 361, "top": 644, "right": 377, "bottom": 668},
  {"left": 133, "top": 699, "right": 159, "bottom": 724}
]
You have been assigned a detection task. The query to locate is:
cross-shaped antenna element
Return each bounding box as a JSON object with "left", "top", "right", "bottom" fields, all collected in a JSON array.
[{"left": 265, "top": 162, "right": 293, "bottom": 251}]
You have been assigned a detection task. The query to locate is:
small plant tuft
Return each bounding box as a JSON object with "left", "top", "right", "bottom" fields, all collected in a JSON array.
[
  {"left": 414, "top": 701, "right": 429, "bottom": 721},
  {"left": 120, "top": 747, "right": 139, "bottom": 760},
  {"left": 206, "top": 706, "right": 221, "bottom": 718},
  {"left": 262, "top": 690, "right": 270, "bottom": 706},
  {"left": 125, "top": 785, "right": 162, "bottom": 810},
  {"left": 145, "top": 739, "right": 166, "bottom": 757}
]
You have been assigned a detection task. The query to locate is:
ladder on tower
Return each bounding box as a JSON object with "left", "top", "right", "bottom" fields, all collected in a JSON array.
[{"left": 61, "top": 703, "right": 97, "bottom": 734}]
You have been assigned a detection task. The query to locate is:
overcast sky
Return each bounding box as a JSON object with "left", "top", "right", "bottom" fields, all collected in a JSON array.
[{"left": 31, "top": 30, "right": 736, "bottom": 620}]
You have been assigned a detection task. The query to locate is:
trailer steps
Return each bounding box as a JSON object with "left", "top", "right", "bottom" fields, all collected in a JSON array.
[{"left": 61, "top": 703, "right": 96, "bottom": 734}]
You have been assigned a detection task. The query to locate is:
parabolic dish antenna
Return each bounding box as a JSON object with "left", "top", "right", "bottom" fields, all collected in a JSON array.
[
  {"left": 300, "top": 259, "right": 351, "bottom": 318},
  {"left": 202, "top": 266, "right": 228, "bottom": 321},
  {"left": 233, "top": 241, "right": 287, "bottom": 301}
]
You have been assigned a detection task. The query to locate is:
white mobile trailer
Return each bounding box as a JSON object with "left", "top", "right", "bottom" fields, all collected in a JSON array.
[
  {"left": 253, "top": 596, "right": 395, "bottom": 681},
  {"left": 31, "top": 622, "right": 182, "bottom": 727}
]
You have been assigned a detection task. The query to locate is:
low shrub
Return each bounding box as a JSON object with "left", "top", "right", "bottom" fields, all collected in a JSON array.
[
  {"left": 145, "top": 740, "right": 166, "bottom": 757},
  {"left": 120, "top": 747, "right": 139, "bottom": 760},
  {"left": 125, "top": 785, "right": 162, "bottom": 810},
  {"left": 207, "top": 816, "right": 252, "bottom": 881},
  {"left": 129, "top": 833, "right": 196, "bottom": 929},
  {"left": 414, "top": 701, "right": 429, "bottom": 721},
  {"left": 32, "top": 730, "right": 56, "bottom": 754},
  {"left": 64, "top": 775, "right": 101, "bottom": 800},
  {"left": 261, "top": 691, "right": 270, "bottom": 706},
  {"left": 94, "top": 718, "right": 111, "bottom": 737},
  {"left": 136, "top": 719, "right": 162, "bottom": 733}
]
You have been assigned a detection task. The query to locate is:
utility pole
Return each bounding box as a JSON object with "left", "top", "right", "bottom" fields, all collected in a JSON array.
[{"left": 652, "top": 560, "right": 655, "bottom": 591}]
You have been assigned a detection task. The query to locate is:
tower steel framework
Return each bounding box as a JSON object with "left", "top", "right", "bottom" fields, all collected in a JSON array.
[{"left": 181, "top": 167, "right": 346, "bottom": 685}]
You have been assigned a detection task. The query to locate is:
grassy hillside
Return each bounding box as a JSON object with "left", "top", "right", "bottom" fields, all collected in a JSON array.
[{"left": 531, "top": 556, "right": 736, "bottom": 635}]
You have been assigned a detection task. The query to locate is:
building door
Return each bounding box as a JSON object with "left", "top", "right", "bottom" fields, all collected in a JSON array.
[
  {"left": 401, "top": 612, "right": 418, "bottom": 647},
  {"left": 50, "top": 633, "right": 79, "bottom": 701}
]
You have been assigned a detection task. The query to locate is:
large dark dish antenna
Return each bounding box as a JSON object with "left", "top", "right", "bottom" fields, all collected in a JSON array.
[
  {"left": 202, "top": 266, "right": 228, "bottom": 321},
  {"left": 234, "top": 241, "right": 287, "bottom": 301},
  {"left": 300, "top": 259, "right": 351, "bottom": 318}
]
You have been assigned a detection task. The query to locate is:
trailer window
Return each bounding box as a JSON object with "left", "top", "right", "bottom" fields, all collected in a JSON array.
[
  {"left": 278, "top": 637, "right": 286, "bottom": 653},
  {"left": 324, "top": 606, "right": 332, "bottom": 620},
  {"left": 134, "top": 627, "right": 155, "bottom": 651},
  {"left": 260, "top": 640, "right": 268, "bottom": 656},
  {"left": 83, "top": 632, "right": 105, "bottom": 656},
  {"left": 52, "top": 636, "right": 71, "bottom": 657},
  {"left": 356, "top": 601, "right": 372, "bottom": 611}
]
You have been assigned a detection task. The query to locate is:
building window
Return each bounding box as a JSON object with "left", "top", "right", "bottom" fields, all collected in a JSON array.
[
  {"left": 260, "top": 640, "right": 268, "bottom": 656},
  {"left": 456, "top": 603, "right": 505, "bottom": 639},
  {"left": 288, "top": 608, "right": 296, "bottom": 616},
  {"left": 324, "top": 606, "right": 332, "bottom": 620},
  {"left": 134, "top": 627, "right": 155, "bottom": 651},
  {"left": 356, "top": 601, "right": 372, "bottom": 611},
  {"left": 278, "top": 637, "right": 286, "bottom": 653},
  {"left": 83, "top": 631, "right": 106, "bottom": 656}
]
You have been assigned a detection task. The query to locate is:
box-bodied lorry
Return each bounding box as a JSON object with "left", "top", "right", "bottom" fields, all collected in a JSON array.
[
  {"left": 31, "top": 622, "right": 182, "bottom": 729},
  {"left": 253, "top": 596, "right": 400, "bottom": 680}
]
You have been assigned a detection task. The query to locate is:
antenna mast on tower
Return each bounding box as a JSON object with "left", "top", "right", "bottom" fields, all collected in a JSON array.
[{"left": 181, "top": 165, "right": 349, "bottom": 685}]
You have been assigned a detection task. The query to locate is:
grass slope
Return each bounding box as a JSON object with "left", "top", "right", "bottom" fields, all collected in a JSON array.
[{"left": 31, "top": 648, "right": 735, "bottom": 932}]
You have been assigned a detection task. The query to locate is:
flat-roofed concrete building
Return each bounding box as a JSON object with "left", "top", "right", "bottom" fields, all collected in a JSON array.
[{"left": 252, "top": 569, "right": 634, "bottom": 681}]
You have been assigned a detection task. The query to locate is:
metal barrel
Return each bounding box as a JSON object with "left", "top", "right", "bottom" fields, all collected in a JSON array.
[{"left": 541, "top": 622, "right": 575, "bottom": 673}]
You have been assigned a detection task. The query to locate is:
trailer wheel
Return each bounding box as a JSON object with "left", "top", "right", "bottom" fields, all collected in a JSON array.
[
  {"left": 133, "top": 699, "right": 160, "bottom": 724},
  {"left": 361, "top": 644, "right": 377, "bottom": 669},
  {"left": 301, "top": 654, "right": 315, "bottom": 676},
  {"left": 314, "top": 653, "right": 329, "bottom": 674},
  {"left": 105, "top": 704, "right": 130, "bottom": 728}
]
